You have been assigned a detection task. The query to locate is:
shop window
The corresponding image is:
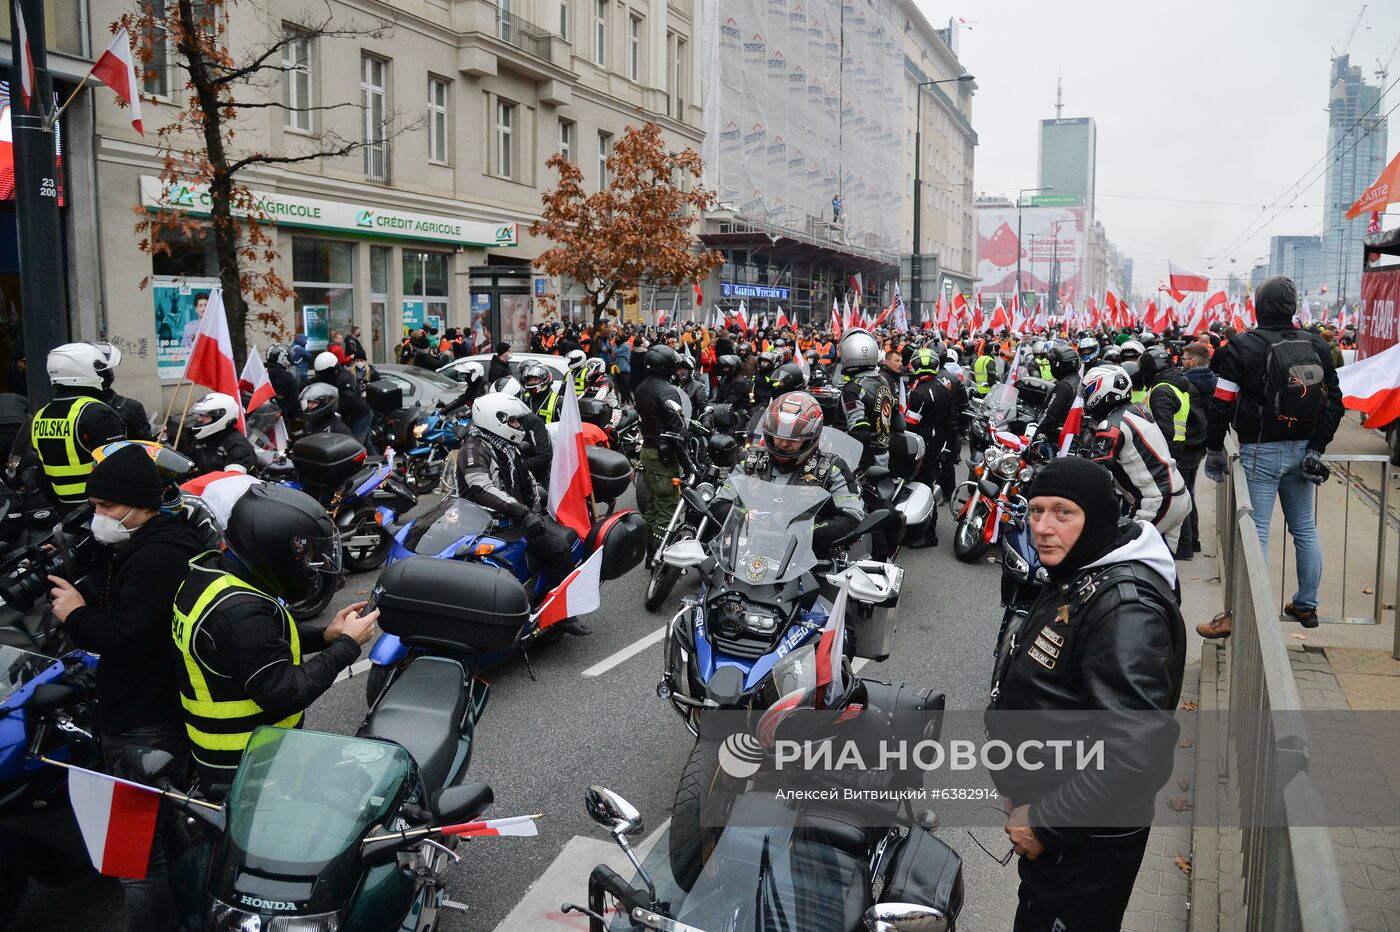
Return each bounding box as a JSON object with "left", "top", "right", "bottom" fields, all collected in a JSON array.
[
  {"left": 403, "top": 250, "right": 450, "bottom": 333},
  {"left": 292, "top": 238, "right": 355, "bottom": 351}
]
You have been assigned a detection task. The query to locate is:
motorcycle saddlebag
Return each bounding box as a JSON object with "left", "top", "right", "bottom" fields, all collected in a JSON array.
[
  {"left": 584, "top": 511, "right": 647, "bottom": 581},
  {"left": 577, "top": 397, "right": 612, "bottom": 429},
  {"left": 366, "top": 380, "right": 404, "bottom": 415},
  {"left": 880, "top": 828, "right": 964, "bottom": 922},
  {"left": 374, "top": 556, "right": 527, "bottom": 655},
  {"left": 290, "top": 433, "right": 368, "bottom": 487},
  {"left": 888, "top": 431, "right": 926, "bottom": 481},
  {"left": 586, "top": 445, "right": 634, "bottom": 503}
]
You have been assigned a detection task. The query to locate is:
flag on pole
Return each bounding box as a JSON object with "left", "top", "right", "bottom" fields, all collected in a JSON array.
[
  {"left": 183, "top": 290, "right": 244, "bottom": 432},
  {"left": 1338, "top": 342, "right": 1400, "bottom": 429},
  {"left": 88, "top": 28, "right": 145, "bottom": 134},
  {"left": 988, "top": 297, "right": 1009, "bottom": 332},
  {"left": 1058, "top": 395, "right": 1084, "bottom": 457},
  {"left": 1347, "top": 150, "right": 1400, "bottom": 220},
  {"left": 830, "top": 296, "right": 843, "bottom": 340},
  {"left": 1168, "top": 261, "right": 1209, "bottom": 294},
  {"left": 13, "top": 0, "right": 34, "bottom": 112},
  {"left": 547, "top": 378, "right": 594, "bottom": 538},
  {"left": 531, "top": 547, "right": 603, "bottom": 629},
  {"left": 775, "top": 307, "right": 790, "bottom": 330},
  {"left": 238, "top": 346, "right": 288, "bottom": 450},
  {"left": 849, "top": 273, "right": 864, "bottom": 307},
  {"left": 67, "top": 765, "right": 162, "bottom": 878},
  {"left": 815, "top": 575, "right": 851, "bottom": 708},
  {"left": 735, "top": 300, "right": 750, "bottom": 333},
  {"left": 440, "top": 814, "right": 541, "bottom": 838}
]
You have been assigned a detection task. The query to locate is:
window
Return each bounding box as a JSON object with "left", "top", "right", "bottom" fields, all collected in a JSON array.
[
  {"left": 142, "top": 0, "right": 170, "bottom": 96},
  {"left": 593, "top": 0, "right": 607, "bottom": 66},
  {"left": 497, "top": 0, "right": 513, "bottom": 42},
  {"left": 598, "top": 130, "right": 612, "bottom": 190},
  {"left": 427, "top": 77, "right": 449, "bottom": 163},
  {"left": 674, "top": 37, "right": 686, "bottom": 114},
  {"left": 293, "top": 238, "right": 356, "bottom": 351},
  {"left": 559, "top": 1, "right": 569, "bottom": 39},
  {"left": 628, "top": 14, "right": 642, "bottom": 81},
  {"left": 496, "top": 100, "right": 515, "bottom": 179},
  {"left": 370, "top": 246, "right": 390, "bottom": 364},
  {"left": 559, "top": 118, "right": 574, "bottom": 160},
  {"left": 361, "top": 56, "right": 389, "bottom": 180},
  {"left": 282, "top": 29, "right": 313, "bottom": 131},
  {"left": 403, "top": 251, "right": 451, "bottom": 331}
]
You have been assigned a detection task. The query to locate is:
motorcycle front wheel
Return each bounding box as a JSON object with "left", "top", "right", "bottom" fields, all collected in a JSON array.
[
  {"left": 342, "top": 510, "right": 393, "bottom": 573},
  {"left": 669, "top": 738, "right": 734, "bottom": 893},
  {"left": 953, "top": 504, "right": 992, "bottom": 563},
  {"left": 645, "top": 529, "right": 692, "bottom": 611},
  {"left": 287, "top": 570, "right": 339, "bottom": 622},
  {"left": 406, "top": 456, "right": 441, "bottom": 495}
]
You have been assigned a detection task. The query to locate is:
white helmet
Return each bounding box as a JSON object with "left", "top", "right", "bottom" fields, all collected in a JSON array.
[
  {"left": 471, "top": 393, "right": 530, "bottom": 445},
  {"left": 585, "top": 357, "right": 606, "bottom": 377},
  {"left": 188, "top": 392, "right": 241, "bottom": 440},
  {"left": 313, "top": 351, "right": 339, "bottom": 373},
  {"left": 489, "top": 376, "right": 523, "bottom": 397},
  {"left": 456, "top": 360, "right": 485, "bottom": 385},
  {"left": 1118, "top": 340, "right": 1145, "bottom": 361},
  {"left": 564, "top": 349, "right": 588, "bottom": 372},
  {"left": 1081, "top": 365, "right": 1133, "bottom": 420},
  {"left": 838, "top": 329, "right": 880, "bottom": 372},
  {"left": 47, "top": 343, "right": 106, "bottom": 389},
  {"left": 88, "top": 341, "right": 122, "bottom": 370}
]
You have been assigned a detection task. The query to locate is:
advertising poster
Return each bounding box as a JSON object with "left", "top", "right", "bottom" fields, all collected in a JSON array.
[
  {"left": 402, "top": 298, "right": 426, "bottom": 334},
  {"left": 152, "top": 278, "right": 219, "bottom": 382},
  {"left": 470, "top": 293, "right": 490, "bottom": 345},
  {"left": 426, "top": 315, "right": 443, "bottom": 337},
  {"left": 301, "top": 305, "right": 329, "bottom": 351},
  {"left": 976, "top": 206, "right": 1087, "bottom": 301}
]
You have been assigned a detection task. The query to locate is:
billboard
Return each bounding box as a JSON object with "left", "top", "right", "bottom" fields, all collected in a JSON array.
[
  {"left": 976, "top": 206, "right": 1088, "bottom": 301},
  {"left": 0, "top": 81, "right": 65, "bottom": 205}
]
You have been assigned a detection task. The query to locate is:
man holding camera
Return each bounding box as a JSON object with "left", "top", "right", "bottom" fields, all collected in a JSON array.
[{"left": 47, "top": 444, "right": 205, "bottom": 930}]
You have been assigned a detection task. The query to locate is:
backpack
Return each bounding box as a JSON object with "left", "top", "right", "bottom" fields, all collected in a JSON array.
[{"left": 1250, "top": 330, "right": 1326, "bottom": 428}]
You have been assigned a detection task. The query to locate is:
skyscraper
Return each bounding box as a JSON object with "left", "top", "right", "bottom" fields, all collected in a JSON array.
[
  {"left": 1038, "top": 115, "right": 1097, "bottom": 218},
  {"left": 1321, "top": 54, "right": 1388, "bottom": 305}
]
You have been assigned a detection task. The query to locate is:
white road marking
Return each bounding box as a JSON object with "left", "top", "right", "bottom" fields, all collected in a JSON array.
[
  {"left": 333, "top": 658, "right": 374, "bottom": 684},
  {"left": 852, "top": 657, "right": 871, "bottom": 673},
  {"left": 581, "top": 625, "right": 668, "bottom": 677}
]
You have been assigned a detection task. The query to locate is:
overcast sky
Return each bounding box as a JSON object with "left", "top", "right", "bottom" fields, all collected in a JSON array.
[{"left": 918, "top": 0, "right": 1400, "bottom": 295}]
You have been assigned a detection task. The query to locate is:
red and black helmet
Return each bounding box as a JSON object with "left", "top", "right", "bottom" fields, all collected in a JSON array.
[{"left": 760, "top": 391, "right": 824, "bottom": 472}]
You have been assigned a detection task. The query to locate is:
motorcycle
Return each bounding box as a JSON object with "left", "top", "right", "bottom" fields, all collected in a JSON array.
[
  {"left": 643, "top": 423, "right": 739, "bottom": 612},
  {"left": 562, "top": 653, "right": 961, "bottom": 929},
  {"left": 948, "top": 426, "right": 1036, "bottom": 565},
  {"left": 402, "top": 407, "right": 469, "bottom": 495},
  {"left": 861, "top": 432, "right": 938, "bottom": 554},
  {"left": 363, "top": 443, "right": 647, "bottom": 702},
  {"left": 653, "top": 472, "right": 903, "bottom": 889}
]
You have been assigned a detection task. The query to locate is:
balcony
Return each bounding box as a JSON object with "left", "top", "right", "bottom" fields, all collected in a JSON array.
[{"left": 458, "top": 0, "right": 573, "bottom": 95}]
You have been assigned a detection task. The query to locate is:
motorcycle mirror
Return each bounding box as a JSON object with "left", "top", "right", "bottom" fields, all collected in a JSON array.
[
  {"left": 661, "top": 539, "right": 706, "bottom": 569},
  {"left": 584, "top": 786, "right": 644, "bottom": 836},
  {"left": 833, "top": 508, "right": 892, "bottom": 547},
  {"left": 679, "top": 487, "right": 714, "bottom": 519},
  {"left": 862, "top": 903, "right": 949, "bottom": 932},
  {"left": 25, "top": 682, "right": 83, "bottom": 715},
  {"left": 433, "top": 783, "right": 494, "bottom": 824}
]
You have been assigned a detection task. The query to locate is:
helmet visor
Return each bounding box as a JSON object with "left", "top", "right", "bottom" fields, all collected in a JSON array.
[{"left": 292, "top": 530, "right": 343, "bottom": 575}]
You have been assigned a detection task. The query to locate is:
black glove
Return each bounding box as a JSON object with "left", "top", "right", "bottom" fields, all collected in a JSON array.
[
  {"left": 1203, "top": 449, "right": 1227, "bottom": 483},
  {"left": 1301, "top": 450, "right": 1331, "bottom": 486},
  {"left": 504, "top": 501, "right": 530, "bottom": 521},
  {"left": 520, "top": 512, "right": 547, "bottom": 536}
]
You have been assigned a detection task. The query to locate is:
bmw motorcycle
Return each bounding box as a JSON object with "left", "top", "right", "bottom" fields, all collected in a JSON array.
[{"left": 402, "top": 407, "right": 469, "bottom": 495}]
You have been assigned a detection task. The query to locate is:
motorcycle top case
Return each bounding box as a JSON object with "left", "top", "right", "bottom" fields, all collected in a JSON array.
[
  {"left": 584, "top": 511, "right": 647, "bottom": 581},
  {"left": 366, "top": 379, "right": 404, "bottom": 415},
  {"left": 290, "top": 433, "right": 368, "bottom": 487},
  {"left": 576, "top": 397, "right": 611, "bottom": 428},
  {"left": 1016, "top": 377, "right": 1054, "bottom": 411},
  {"left": 585, "top": 445, "right": 633, "bottom": 503},
  {"left": 373, "top": 556, "right": 528, "bottom": 654}
]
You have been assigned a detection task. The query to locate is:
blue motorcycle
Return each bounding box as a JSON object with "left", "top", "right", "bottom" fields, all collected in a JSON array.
[
  {"left": 652, "top": 473, "right": 905, "bottom": 891},
  {"left": 403, "top": 407, "right": 469, "bottom": 495},
  {"left": 0, "top": 643, "right": 100, "bottom": 926},
  {"left": 995, "top": 445, "right": 1053, "bottom": 656},
  {"left": 363, "top": 444, "right": 646, "bottom": 703}
]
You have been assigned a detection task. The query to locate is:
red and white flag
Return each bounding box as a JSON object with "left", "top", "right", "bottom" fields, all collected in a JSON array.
[
  {"left": 440, "top": 814, "right": 541, "bottom": 838},
  {"left": 775, "top": 307, "right": 790, "bottom": 330},
  {"left": 68, "top": 765, "right": 162, "bottom": 879},
  {"left": 89, "top": 28, "right": 144, "bottom": 134},
  {"left": 13, "top": 0, "right": 34, "bottom": 112},
  {"left": 830, "top": 296, "right": 843, "bottom": 340},
  {"left": 239, "top": 347, "right": 288, "bottom": 450},
  {"left": 1169, "top": 261, "right": 1209, "bottom": 294},
  {"left": 547, "top": 378, "right": 594, "bottom": 538},
  {"left": 988, "top": 297, "right": 1009, "bottom": 332},
  {"left": 849, "top": 272, "right": 864, "bottom": 307},
  {"left": 1058, "top": 395, "right": 1084, "bottom": 457},
  {"left": 815, "top": 576, "right": 851, "bottom": 708},
  {"left": 1181, "top": 294, "right": 1206, "bottom": 336},
  {"left": 183, "top": 290, "right": 244, "bottom": 433},
  {"left": 531, "top": 547, "right": 603, "bottom": 630},
  {"left": 1339, "top": 342, "right": 1400, "bottom": 429},
  {"left": 734, "top": 300, "right": 750, "bottom": 334}
]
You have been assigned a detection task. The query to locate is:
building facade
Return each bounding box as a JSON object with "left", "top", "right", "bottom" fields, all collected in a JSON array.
[
  {"left": 1037, "top": 116, "right": 1097, "bottom": 219},
  {"left": 1268, "top": 234, "right": 1325, "bottom": 297},
  {"left": 1321, "top": 54, "right": 1388, "bottom": 306}
]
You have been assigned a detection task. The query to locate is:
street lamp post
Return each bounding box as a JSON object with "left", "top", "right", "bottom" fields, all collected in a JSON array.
[
  {"left": 1015, "top": 186, "right": 1053, "bottom": 310},
  {"left": 911, "top": 74, "right": 974, "bottom": 324}
]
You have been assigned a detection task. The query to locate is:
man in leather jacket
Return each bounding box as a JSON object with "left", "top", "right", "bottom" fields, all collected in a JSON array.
[
  {"left": 1031, "top": 344, "right": 1083, "bottom": 454},
  {"left": 837, "top": 331, "right": 896, "bottom": 471},
  {"left": 635, "top": 345, "right": 687, "bottom": 556},
  {"left": 986, "top": 457, "right": 1184, "bottom": 932},
  {"left": 904, "top": 346, "right": 958, "bottom": 545}
]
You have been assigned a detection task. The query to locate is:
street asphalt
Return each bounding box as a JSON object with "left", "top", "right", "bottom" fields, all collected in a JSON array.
[{"left": 10, "top": 486, "right": 1020, "bottom": 931}]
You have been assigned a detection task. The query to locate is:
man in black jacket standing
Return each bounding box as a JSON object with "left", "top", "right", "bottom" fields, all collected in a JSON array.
[
  {"left": 987, "top": 457, "right": 1185, "bottom": 932},
  {"left": 634, "top": 345, "right": 687, "bottom": 559},
  {"left": 1203, "top": 275, "right": 1342, "bottom": 628},
  {"left": 48, "top": 444, "right": 205, "bottom": 930}
]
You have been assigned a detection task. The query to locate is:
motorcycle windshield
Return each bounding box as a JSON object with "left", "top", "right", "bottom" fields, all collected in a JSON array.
[
  {"left": 226, "top": 728, "right": 410, "bottom": 870},
  {"left": 0, "top": 646, "right": 57, "bottom": 707},
  {"left": 816, "top": 427, "right": 862, "bottom": 474},
  {"left": 715, "top": 477, "right": 826, "bottom": 585},
  {"left": 408, "top": 497, "right": 496, "bottom": 554}
]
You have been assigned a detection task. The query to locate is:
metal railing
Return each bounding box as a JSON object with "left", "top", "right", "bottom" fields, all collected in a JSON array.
[
  {"left": 1215, "top": 435, "right": 1353, "bottom": 932},
  {"left": 487, "top": 0, "right": 556, "bottom": 61}
]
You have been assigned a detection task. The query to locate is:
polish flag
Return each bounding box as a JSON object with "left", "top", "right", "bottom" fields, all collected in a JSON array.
[
  {"left": 814, "top": 575, "right": 851, "bottom": 707},
  {"left": 88, "top": 28, "right": 144, "bottom": 134},
  {"left": 1230, "top": 301, "right": 1250, "bottom": 333},
  {"left": 1339, "top": 342, "right": 1400, "bottom": 428},
  {"left": 830, "top": 296, "right": 843, "bottom": 340},
  {"left": 13, "top": 0, "right": 34, "bottom": 111},
  {"left": 68, "top": 765, "right": 162, "bottom": 878},
  {"left": 775, "top": 307, "right": 790, "bottom": 330},
  {"left": 239, "top": 346, "right": 288, "bottom": 450},
  {"left": 734, "top": 300, "right": 750, "bottom": 333},
  {"left": 547, "top": 378, "right": 593, "bottom": 538},
  {"left": 1202, "top": 290, "right": 1228, "bottom": 326},
  {"left": 693, "top": 282, "right": 703, "bottom": 306},
  {"left": 531, "top": 546, "right": 603, "bottom": 629},
  {"left": 183, "top": 289, "right": 244, "bottom": 433},
  {"left": 656, "top": 308, "right": 669, "bottom": 328},
  {"left": 968, "top": 300, "right": 984, "bottom": 334},
  {"left": 1169, "top": 261, "right": 1209, "bottom": 294},
  {"left": 1058, "top": 395, "right": 1084, "bottom": 457},
  {"left": 1144, "top": 300, "right": 1169, "bottom": 335},
  {"left": 441, "top": 814, "right": 541, "bottom": 838},
  {"left": 849, "top": 272, "right": 864, "bottom": 307},
  {"left": 988, "top": 297, "right": 1009, "bottom": 332},
  {"left": 1181, "top": 294, "right": 1206, "bottom": 336},
  {"left": 1296, "top": 298, "right": 1314, "bottom": 328}
]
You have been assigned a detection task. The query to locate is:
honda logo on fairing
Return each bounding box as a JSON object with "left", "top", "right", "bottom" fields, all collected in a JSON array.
[{"left": 239, "top": 895, "right": 296, "bottom": 910}]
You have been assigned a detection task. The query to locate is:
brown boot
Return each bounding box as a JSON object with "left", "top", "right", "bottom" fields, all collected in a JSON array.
[{"left": 1196, "top": 611, "right": 1232, "bottom": 639}]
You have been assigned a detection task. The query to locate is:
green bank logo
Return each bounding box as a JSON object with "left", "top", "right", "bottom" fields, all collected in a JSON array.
[
  {"left": 170, "top": 184, "right": 196, "bottom": 207},
  {"left": 496, "top": 224, "right": 516, "bottom": 243},
  {"left": 356, "top": 209, "right": 375, "bottom": 228}
]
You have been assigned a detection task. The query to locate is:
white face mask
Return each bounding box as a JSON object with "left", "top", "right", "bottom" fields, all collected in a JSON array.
[{"left": 91, "top": 507, "right": 136, "bottom": 545}]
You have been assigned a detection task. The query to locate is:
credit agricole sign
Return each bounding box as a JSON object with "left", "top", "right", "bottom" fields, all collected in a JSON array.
[{"left": 139, "top": 175, "right": 519, "bottom": 248}]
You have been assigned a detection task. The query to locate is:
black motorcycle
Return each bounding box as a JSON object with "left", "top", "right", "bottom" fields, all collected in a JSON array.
[{"left": 643, "top": 423, "right": 738, "bottom": 612}]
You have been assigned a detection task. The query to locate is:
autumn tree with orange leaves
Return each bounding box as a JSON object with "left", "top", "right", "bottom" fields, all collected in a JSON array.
[
  {"left": 530, "top": 123, "right": 720, "bottom": 323},
  {"left": 118, "top": 0, "right": 411, "bottom": 362}
]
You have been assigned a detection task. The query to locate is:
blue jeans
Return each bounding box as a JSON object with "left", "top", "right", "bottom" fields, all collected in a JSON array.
[
  {"left": 350, "top": 412, "right": 377, "bottom": 454},
  {"left": 1240, "top": 439, "right": 1321, "bottom": 611}
]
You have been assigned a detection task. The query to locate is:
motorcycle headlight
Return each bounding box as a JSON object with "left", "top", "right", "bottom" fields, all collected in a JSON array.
[
  {"left": 413, "top": 423, "right": 428, "bottom": 439},
  {"left": 1019, "top": 467, "right": 1035, "bottom": 483},
  {"left": 987, "top": 450, "right": 1015, "bottom": 480},
  {"left": 694, "top": 482, "right": 716, "bottom": 503},
  {"left": 1004, "top": 547, "right": 1028, "bottom": 575},
  {"left": 743, "top": 611, "right": 777, "bottom": 634},
  {"left": 208, "top": 899, "right": 341, "bottom": 931}
]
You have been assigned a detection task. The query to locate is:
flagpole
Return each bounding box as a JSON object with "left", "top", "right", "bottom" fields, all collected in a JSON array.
[
  {"left": 48, "top": 77, "right": 87, "bottom": 129},
  {"left": 40, "top": 756, "right": 223, "bottom": 811},
  {"left": 171, "top": 380, "right": 199, "bottom": 449},
  {"left": 362, "top": 813, "right": 544, "bottom": 846}
]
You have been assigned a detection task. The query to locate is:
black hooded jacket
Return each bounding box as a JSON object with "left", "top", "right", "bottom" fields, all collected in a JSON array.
[{"left": 1206, "top": 276, "right": 1342, "bottom": 451}]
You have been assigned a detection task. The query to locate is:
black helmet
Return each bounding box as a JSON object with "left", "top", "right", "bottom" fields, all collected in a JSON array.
[
  {"left": 756, "top": 351, "right": 778, "bottom": 374},
  {"left": 644, "top": 344, "right": 680, "bottom": 376},
  {"left": 223, "top": 484, "right": 342, "bottom": 601},
  {"left": 519, "top": 361, "right": 552, "bottom": 398},
  {"left": 767, "top": 362, "right": 806, "bottom": 396},
  {"left": 909, "top": 346, "right": 940, "bottom": 378},
  {"left": 299, "top": 382, "right": 340, "bottom": 429},
  {"left": 1048, "top": 344, "right": 1080, "bottom": 379},
  {"left": 1137, "top": 345, "right": 1173, "bottom": 386},
  {"left": 266, "top": 343, "right": 292, "bottom": 369},
  {"left": 715, "top": 354, "right": 740, "bottom": 379},
  {"left": 674, "top": 354, "right": 696, "bottom": 383}
]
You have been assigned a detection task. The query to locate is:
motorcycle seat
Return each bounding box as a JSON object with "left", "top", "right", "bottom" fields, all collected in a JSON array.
[
  {"left": 796, "top": 808, "right": 870, "bottom": 856},
  {"left": 359, "top": 657, "right": 467, "bottom": 794}
]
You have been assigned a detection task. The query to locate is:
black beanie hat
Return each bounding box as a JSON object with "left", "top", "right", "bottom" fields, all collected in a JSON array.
[
  {"left": 86, "top": 443, "right": 164, "bottom": 510},
  {"left": 1026, "top": 457, "right": 1128, "bottom": 581}
]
